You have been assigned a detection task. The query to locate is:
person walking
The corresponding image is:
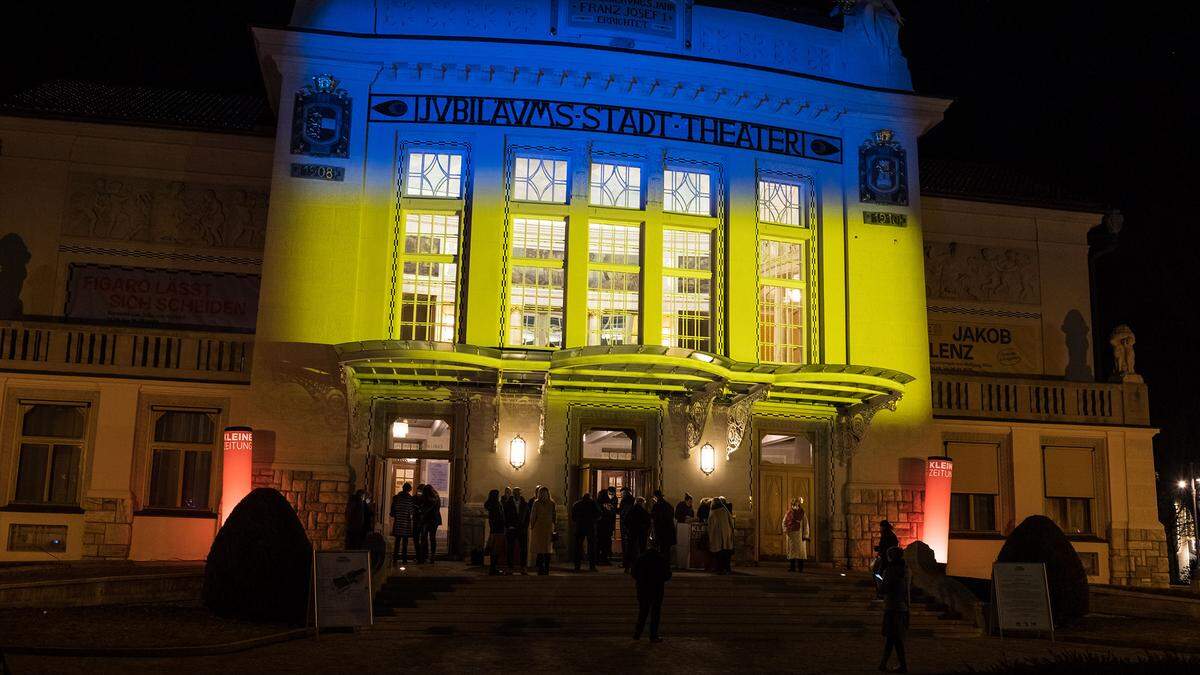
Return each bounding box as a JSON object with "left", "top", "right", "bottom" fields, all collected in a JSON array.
[
  {"left": 650, "top": 490, "right": 676, "bottom": 562},
  {"left": 570, "top": 492, "right": 601, "bottom": 571},
  {"left": 484, "top": 489, "right": 506, "bottom": 575},
  {"left": 874, "top": 520, "right": 899, "bottom": 595},
  {"left": 782, "top": 496, "right": 810, "bottom": 573},
  {"left": 878, "top": 546, "right": 911, "bottom": 673},
  {"left": 674, "top": 493, "right": 694, "bottom": 523},
  {"left": 529, "top": 486, "right": 558, "bottom": 575},
  {"left": 419, "top": 485, "right": 442, "bottom": 563},
  {"left": 632, "top": 546, "right": 672, "bottom": 643},
  {"left": 389, "top": 482, "right": 415, "bottom": 564},
  {"left": 618, "top": 487, "right": 636, "bottom": 570},
  {"left": 624, "top": 497, "right": 652, "bottom": 571},
  {"left": 707, "top": 497, "right": 735, "bottom": 574}
]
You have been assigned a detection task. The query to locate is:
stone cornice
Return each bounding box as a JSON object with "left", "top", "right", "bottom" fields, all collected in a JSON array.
[{"left": 254, "top": 27, "right": 949, "bottom": 134}]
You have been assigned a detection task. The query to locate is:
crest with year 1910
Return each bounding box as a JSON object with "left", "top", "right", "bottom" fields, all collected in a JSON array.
[
  {"left": 858, "top": 129, "right": 908, "bottom": 206},
  {"left": 291, "top": 73, "right": 351, "bottom": 158}
]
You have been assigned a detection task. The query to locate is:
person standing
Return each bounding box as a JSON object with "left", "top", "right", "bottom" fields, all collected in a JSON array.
[
  {"left": 783, "top": 497, "right": 810, "bottom": 573},
  {"left": 412, "top": 484, "right": 428, "bottom": 563},
  {"left": 570, "top": 492, "right": 601, "bottom": 571},
  {"left": 345, "top": 489, "right": 373, "bottom": 550},
  {"left": 707, "top": 497, "right": 735, "bottom": 574},
  {"left": 484, "top": 489, "right": 506, "bottom": 575},
  {"left": 529, "top": 486, "right": 557, "bottom": 575},
  {"left": 420, "top": 485, "right": 442, "bottom": 563},
  {"left": 618, "top": 487, "right": 636, "bottom": 570},
  {"left": 878, "top": 546, "right": 911, "bottom": 673},
  {"left": 501, "top": 487, "right": 520, "bottom": 572},
  {"left": 632, "top": 546, "right": 672, "bottom": 643},
  {"left": 512, "top": 486, "right": 531, "bottom": 575},
  {"left": 650, "top": 490, "right": 676, "bottom": 562},
  {"left": 696, "top": 497, "right": 712, "bottom": 523},
  {"left": 674, "top": 493, "right": 694, "bottom": 523},
  {"left": 390, "top": 482, "right": 415, "bottom": 564},
  {"left": 597, "top": 487, "right": 617, "bottom": 565}
]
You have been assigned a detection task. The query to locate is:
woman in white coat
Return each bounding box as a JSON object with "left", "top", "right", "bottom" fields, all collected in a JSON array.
[
  {"left": 706, "top": 497, "right": 735, "bottom": 574},
  {"left": 528, "top": 486, "right": 557, "bottom": 575},
  {"left": 782, "top": 497, "right": 810, "bottom": 573}
]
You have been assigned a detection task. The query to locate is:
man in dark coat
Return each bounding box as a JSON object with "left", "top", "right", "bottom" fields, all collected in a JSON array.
[
  {"left": 512, "top": 486, "right": 531, "bottom": 574},
  {"left": 502, "top": 487, "right": 521, "bottom": 572},
  {"left": 345, "top": 489, "right": 374, "bottom": 549},
  {"left": 570, "top": 492, "right": 602, "bottom": 571},
  {"left": 412, "top": 484, "right": 427, "bottom": 562},
  {"left": 389, "top": 482, "right": 415, "bottom": 563},
  {"left": 632, "top": 546, "right": 672, "bottom": 642},
  {"left": 596, "top": 487, "right": 616, "bottom": 565},
  {"left": 650, "top": 490, "right": 677, "bottom": 562},
  {"left": 674, "top": 493, "right": 694, "bottom": 523},
  {"left": 623, "top": 497, "right": 653, "bottom": 570},
  {"left": 618, "top": 487, "right": 636, "bottom": 570}
]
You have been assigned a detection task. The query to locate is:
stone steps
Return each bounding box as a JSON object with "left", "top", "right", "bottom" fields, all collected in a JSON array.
[{"left": 373, "top": 568, "right": 976, "bottom": 638}]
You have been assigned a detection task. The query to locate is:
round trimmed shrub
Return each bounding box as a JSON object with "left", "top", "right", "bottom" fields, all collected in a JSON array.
[
  {"left": 996, "top": 515, "right": 1089, "bottom": 626},
  {"left": 203, "top": 488, "right": 312, "bottom": 624}
]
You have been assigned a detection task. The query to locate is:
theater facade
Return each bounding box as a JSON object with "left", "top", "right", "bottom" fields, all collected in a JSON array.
[{"left": 0, "top": 1, "right": 1168, "bottom": 586}]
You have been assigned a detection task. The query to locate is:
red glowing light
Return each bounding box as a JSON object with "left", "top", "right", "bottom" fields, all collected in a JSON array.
[
  {"left": 924, "top": 456, "right": 953, "bottom": 564},
  {"left": 221, "top": 427, "right": 253, "bottom": 526}
]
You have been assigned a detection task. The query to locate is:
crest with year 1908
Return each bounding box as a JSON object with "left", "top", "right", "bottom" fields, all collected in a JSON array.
[
  {"left": 858, "top": 128, "right": 908, "bottom": 206},
  {"left": 291, "top": 74, "right": 351, "bottom": 158}
]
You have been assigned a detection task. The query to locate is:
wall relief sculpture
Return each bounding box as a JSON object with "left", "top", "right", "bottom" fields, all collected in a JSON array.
[
  {"left": 63, "top": 173, "right": 268, "bottom": 251},
  {"left": 924, "top": 241, "right": 1040, "bottom": 305}
]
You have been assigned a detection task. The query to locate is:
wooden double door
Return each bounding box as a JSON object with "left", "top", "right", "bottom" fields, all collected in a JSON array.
[{"left": 758, "top": 466, "right": 815, "bottom": 560}]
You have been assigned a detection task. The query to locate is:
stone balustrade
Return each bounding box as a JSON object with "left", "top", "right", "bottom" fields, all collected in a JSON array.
[
  {"left": 932, "top": 372, "right": 1150, "bottom": 426},
  {"left": 0, "top": 318, "right": 252, "bottom": 384}
]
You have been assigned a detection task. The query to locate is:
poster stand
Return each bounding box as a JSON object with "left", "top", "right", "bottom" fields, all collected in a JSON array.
[{"left": 991, "top": 562, "right": 1055, "bottom": 642}]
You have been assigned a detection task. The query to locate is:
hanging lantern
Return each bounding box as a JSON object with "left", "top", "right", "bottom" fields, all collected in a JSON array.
[
  {"left": 509, "top": 435, "right": 527, "bottom": 470},
  {"left": 700, "top": 443, "right": 716, "bottom": 476}
]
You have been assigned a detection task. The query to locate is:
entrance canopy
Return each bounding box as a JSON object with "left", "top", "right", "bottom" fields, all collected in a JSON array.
[{"left": 336, "top": 341, "right": 912, "bottom": 410}]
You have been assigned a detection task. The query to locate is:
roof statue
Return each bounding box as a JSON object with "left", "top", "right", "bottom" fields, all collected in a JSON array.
[{"left": 1109, "top": 324, "right": 1142, "bottom": 383}]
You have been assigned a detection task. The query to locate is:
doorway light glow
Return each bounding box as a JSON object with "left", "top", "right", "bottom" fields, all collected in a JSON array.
[{"left": 391, "top": 418, "right": 409, "bottom": 439}]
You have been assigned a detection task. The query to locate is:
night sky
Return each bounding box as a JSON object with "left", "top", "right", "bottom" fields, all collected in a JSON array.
[{"left": 3, "top": 2, "right": 1197, "bottom": 490}]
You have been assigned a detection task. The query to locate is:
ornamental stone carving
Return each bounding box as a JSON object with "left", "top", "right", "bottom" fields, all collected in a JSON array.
[
  {"left": 924, "top": 241, "right": 1040, "bottom": 305},
  {"left": 670, "top": 381, "right": 722, "bottom": 457},
  {"left": 721, "top": 385, "right": 768, "bottom": 460},
  {"left": 63, "top": 173, "right": 268, "bottom": 250},
  {"left": 834, "top": 393, "right": 900, "bottom": 465}
]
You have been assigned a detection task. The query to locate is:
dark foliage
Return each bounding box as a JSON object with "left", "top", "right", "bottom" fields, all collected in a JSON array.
[
  {"left": 203, "top": 487, "right": 312, "bottom": 625},
  {"left": 996, "top": 515, "right": 1089, "bottom": 626}
]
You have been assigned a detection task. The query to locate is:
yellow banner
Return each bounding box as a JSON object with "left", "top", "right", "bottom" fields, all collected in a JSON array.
[{"left": 928, "top": 319, "right": 1041, "bottom": 374}]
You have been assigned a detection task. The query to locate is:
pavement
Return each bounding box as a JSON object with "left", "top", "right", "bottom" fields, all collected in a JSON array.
[{"left": 2, "top": 561, "right": 1196, "bottom": 674}]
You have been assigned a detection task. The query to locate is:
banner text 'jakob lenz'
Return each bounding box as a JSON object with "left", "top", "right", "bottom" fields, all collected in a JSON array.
[{"left": 370, "top": 94, "right": 842, "bottom": 163}]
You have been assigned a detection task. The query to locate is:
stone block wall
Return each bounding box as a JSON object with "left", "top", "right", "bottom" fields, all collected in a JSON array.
[
  {"left": 253, "top": 468, "right": 350, "bottom": 551},
  {"left": 847, "top": 486, "right": 924, "bottom": 570},
  {"left": 82, "top": 497, "right": 133, "bottom": 559},
  {"left": 1109, "top": 527, "right": 1170, "bottom": 588}
]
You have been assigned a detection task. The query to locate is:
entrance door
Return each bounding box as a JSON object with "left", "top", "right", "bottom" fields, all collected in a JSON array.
[
  {"left": 757, "top": 432, "right": 815, "bottom": 560},
  {"left": 581, "top": 467, "right": 648, "bottom": 558},
  {"left": 377, "top": 416, "right": 455, "bottom": 557}
]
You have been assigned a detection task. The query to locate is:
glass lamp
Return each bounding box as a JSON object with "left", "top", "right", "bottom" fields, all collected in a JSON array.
[
  {"left": 509, "top": 435, "right": 527, "bottom": 470},
  {"left": 700, "top": 443, "right": 716, "bottom": 476}
]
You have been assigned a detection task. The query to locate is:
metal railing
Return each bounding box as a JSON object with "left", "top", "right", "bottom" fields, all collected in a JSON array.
[
  {"left": 0, "top": 319, "right": 252, "bottom": 384},
  {"left": 932, "top": 371, "right": 1146, "bottom": 426}
]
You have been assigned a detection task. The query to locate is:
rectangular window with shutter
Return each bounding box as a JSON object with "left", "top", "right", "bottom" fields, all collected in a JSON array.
[
  {"left": 1043, "top": 445, "right": 1096, "bottom": 535},
  {"left": 947, "top": 441, "right": 1000, "bottom": 533}
]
